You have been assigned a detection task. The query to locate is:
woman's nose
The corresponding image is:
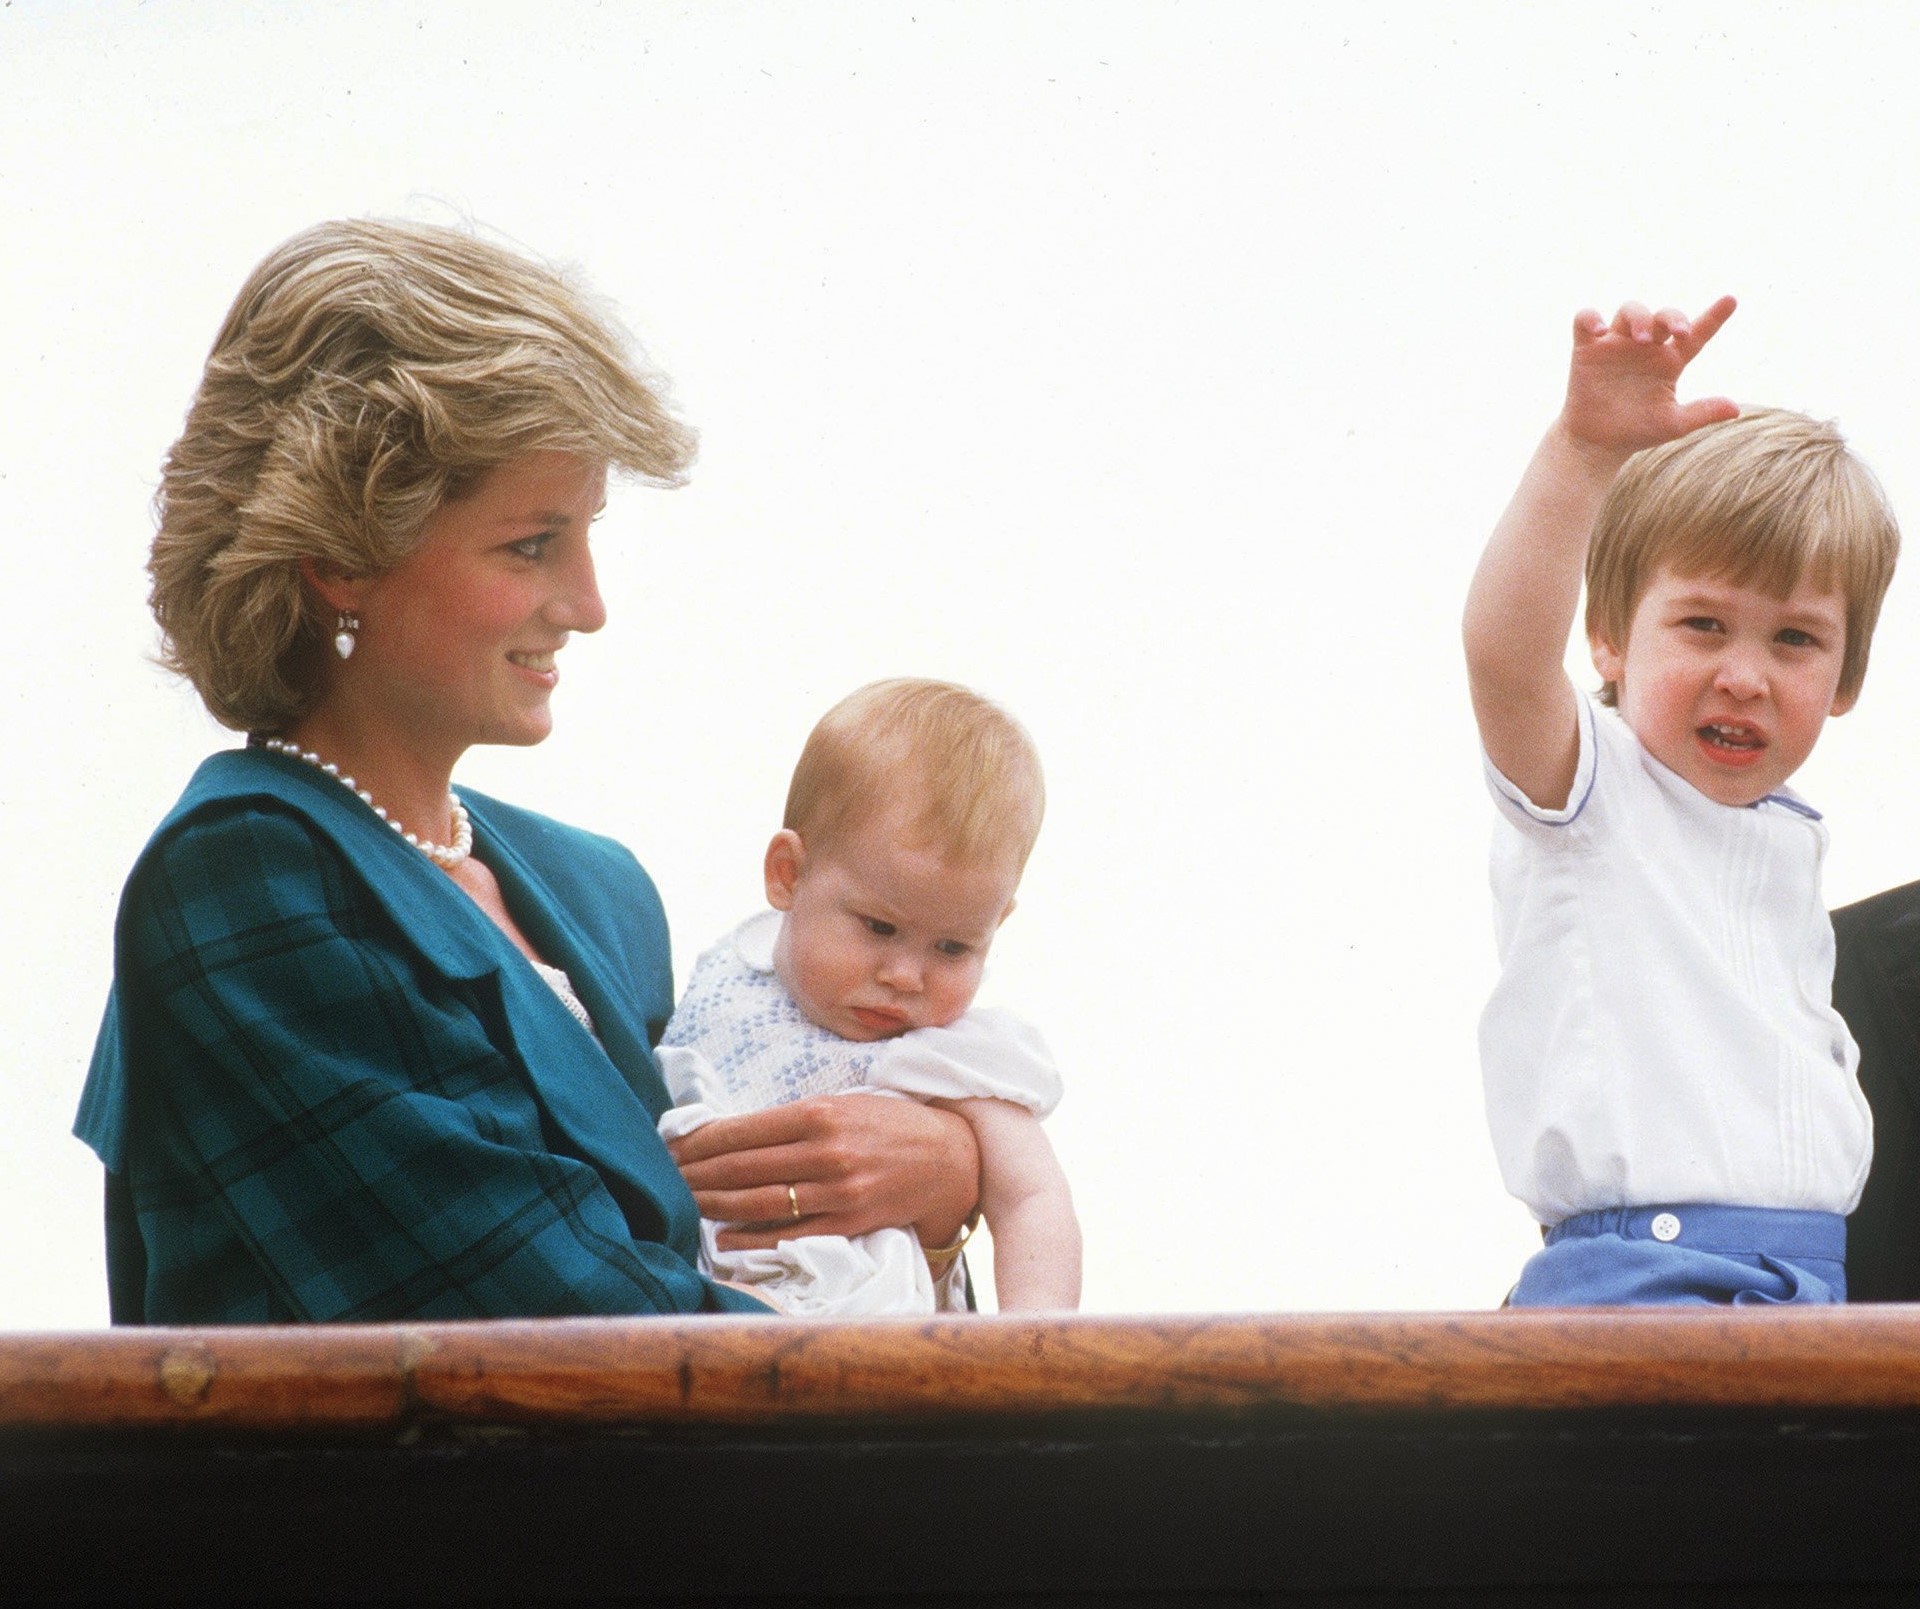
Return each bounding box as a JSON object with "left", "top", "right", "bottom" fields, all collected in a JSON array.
[{"left": 550, "top": 547, "right": 607, "bottom": 634}]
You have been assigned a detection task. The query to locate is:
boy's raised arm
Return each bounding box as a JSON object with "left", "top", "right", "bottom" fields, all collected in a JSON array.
[{"left": 1463, "top": 298, "right": 1739, "bottom": 810}]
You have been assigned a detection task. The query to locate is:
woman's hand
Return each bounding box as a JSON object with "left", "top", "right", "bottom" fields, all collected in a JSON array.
[{"left": 667, "top": 1095, "right": 981, "bottom": 1251}]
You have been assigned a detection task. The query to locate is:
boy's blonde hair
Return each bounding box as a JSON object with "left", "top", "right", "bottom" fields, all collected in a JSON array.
[
  {"left": 784, "top": 679, "right": 1045, "bottom": 872},
  {"left": 1585, "top": 408, "right": 1899, "bottom": 708},
  {"left": 149, "top": 218, "right": 696, "bottom": 733}
]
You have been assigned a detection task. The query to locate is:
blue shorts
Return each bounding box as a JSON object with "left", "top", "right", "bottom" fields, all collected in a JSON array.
[{"left": 1508, "top": 1203, "right": 1847, "bottom": 1307}]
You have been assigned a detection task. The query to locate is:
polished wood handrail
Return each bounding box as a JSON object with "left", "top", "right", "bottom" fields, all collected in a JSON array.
[{"left": 7, "top": 1306, "right": 1920, "bottom": 1433}]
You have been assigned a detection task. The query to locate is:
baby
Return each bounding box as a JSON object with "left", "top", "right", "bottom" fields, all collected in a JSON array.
[
  {"left": 1464, "top": 297, "right": 1900, "bottom": 1305},
  {"left": 656, "top": 678, "right": 1082, "bottom": 1314}
]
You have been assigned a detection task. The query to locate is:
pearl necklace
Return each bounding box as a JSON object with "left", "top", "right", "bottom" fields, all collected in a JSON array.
[{"left": 260, "top": 738, "right": 474, "bottom": 869}]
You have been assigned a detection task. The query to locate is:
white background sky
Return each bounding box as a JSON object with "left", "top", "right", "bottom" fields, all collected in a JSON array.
[{"left": 7, "top": 1, "right": 1920, "bottom": 1327}]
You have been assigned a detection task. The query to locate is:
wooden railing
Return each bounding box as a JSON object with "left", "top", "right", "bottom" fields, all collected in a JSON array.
[
  {"left": 7, "top": 1305, "right": 1920, "bottom": 1428},
  {"left": 6, "top": 1308, "right": 1920, "bottom": 1603}
]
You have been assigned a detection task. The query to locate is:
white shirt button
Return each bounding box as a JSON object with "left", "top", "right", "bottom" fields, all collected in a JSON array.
[{"left": 1650, "top": 1213, "right": 1681, "bottom": 1242}]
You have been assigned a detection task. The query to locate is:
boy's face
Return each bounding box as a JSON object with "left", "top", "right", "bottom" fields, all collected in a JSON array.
[
  {"left": 765, "top": 810, "right": 1020, "bottom": 1042},
  {"left": 1590, "top": 564, "right": 1855, "bottom": 807}
]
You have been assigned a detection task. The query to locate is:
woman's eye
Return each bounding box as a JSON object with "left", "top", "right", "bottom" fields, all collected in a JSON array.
[
  {"left": 509, "top": 533, "right": 557, "bottom": 561},
  {"left": 862, "top": 917, "right": 897, "bottom": 938}
]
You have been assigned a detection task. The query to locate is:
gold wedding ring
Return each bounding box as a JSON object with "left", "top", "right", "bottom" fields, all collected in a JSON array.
[{"left": 788, "top": 1183, "right": 802, "bottom": 1221}]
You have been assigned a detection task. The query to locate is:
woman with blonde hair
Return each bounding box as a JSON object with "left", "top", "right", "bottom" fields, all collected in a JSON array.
[{"left": 75, "top": 220, "right": 978, "bottom": 1322}]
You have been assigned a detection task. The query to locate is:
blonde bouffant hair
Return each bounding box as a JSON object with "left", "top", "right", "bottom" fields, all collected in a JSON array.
[
  {"left": 149, "top": 218, "right": 697, "bottom": 733},
  {"left": 784, "top": 679, "right": 1046, "bottom": 873},
  {"left": 1585, "top": 408, "right": 1899, "bottom": 709}
]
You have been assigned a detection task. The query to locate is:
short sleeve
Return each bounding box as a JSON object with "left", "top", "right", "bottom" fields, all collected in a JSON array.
[
  {"left": 870, "top": 1008, "right": 1062, "bottom": 1118},
  {"left": 1482, "top": 693, "right": 1629, "bottom": 845}
]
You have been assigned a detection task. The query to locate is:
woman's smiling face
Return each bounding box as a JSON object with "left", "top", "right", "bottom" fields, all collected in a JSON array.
[{"left": 342, "top": 451, "right": 609, "bottom": 762}]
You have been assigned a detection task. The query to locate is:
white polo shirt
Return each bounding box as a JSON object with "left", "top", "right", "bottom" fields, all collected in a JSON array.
[{"left": 1481, "top": 694, "right": 1870, "bottom": 1225}]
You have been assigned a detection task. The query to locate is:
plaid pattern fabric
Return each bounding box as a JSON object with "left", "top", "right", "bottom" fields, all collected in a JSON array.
[{"left": 77, "top": 750, "right": 760, "bottom": 1323}]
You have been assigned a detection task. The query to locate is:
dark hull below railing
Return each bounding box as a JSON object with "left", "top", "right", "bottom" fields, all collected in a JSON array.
[{"left": 6, "top": 1309, "right": 1920, "bottom": 1604}]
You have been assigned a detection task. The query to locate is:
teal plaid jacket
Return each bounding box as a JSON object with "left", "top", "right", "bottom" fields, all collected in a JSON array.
[{"left": 76, "top": 747, "right": 762, "bottom": 1323}]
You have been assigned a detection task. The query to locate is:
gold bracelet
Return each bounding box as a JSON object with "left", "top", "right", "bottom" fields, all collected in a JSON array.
[{"left": 922, "top": 1211, "right": 982, "bottom": 1263}]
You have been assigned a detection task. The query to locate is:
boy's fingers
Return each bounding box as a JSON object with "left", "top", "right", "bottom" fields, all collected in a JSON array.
[
  {"left": 1611, "top": 302, "right": 1653, "bottom": 341},
  {"left": 1685, "top": 293, "right": 1738, "bottom": 352},
  {"left": 1571, "top": 308, "right": 1607, "bottom": 345},
  {"left": 1651, "top": 306, "right": 1691, "bottom": 342},
  {"left": 1674, "top": 395, "right": 1740, "bottom": 433}
]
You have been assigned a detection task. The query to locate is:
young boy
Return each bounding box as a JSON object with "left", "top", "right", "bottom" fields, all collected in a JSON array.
[
  {"left": 655, "top": 678, "right": 1082, "bottom": 1314},
  {"left": 1464, "top": 297, "right": 1900, "bottom": 1306}
]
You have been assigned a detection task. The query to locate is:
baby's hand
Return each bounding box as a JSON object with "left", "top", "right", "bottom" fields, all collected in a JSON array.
[{"left": 1561, "top": 297, "right": 1739, "bottom": 455}]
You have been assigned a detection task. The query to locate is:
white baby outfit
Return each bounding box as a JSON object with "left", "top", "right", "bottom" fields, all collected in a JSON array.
[
  {"left": 1481, "top": 694, "right": 1870, "bottom": 1228},
  {"left": 655, "top": 911, "right": 1062, "bottom": 1315}
]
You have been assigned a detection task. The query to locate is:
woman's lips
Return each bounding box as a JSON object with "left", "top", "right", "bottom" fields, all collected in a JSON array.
[{"left": 508, "top": 649, "right": 560, "bottom": 683}]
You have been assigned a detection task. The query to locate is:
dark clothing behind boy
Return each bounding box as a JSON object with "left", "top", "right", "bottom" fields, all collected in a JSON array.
[{"left": 1834, "top": 881, "right": 1920, "bottom": 1300}]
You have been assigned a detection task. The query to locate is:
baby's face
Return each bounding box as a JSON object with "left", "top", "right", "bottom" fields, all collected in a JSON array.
[{"left": 766, "top": 812, "right": 1020, "bottom": 1042}]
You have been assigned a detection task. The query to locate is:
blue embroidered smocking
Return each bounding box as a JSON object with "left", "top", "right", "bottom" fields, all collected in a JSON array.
[{"left": 659, "top": 923, "right": 880, "bottom": 1109}]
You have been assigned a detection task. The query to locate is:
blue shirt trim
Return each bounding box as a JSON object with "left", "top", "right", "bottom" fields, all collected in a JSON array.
[{"left": 1759, "top": 792, "right": 1823, "bottom": 821}]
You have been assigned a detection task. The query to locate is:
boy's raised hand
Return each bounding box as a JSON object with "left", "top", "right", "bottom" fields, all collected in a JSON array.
[
  {"left": 1562, "top": 296, "right": 1740, "bottom": 454},
  {"left": 1463, "top": 292, "right": 1740, "bottom": 812}
]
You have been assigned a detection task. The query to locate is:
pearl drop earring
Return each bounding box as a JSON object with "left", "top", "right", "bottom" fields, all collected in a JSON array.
[{"left": 334, "top": 610, "right": 360, "bottom": 660}]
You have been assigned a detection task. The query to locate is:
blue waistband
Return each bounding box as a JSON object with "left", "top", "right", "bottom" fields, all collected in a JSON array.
[{"left": 1546, "top": 1204, "right": 1846, "bottom": 1262}]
